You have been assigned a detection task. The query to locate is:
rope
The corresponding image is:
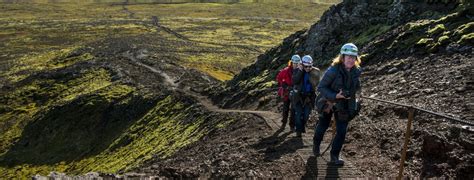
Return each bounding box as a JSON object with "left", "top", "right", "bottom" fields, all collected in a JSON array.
[{"left": 361, "top": 96, "right": 473, "bottom": 126}]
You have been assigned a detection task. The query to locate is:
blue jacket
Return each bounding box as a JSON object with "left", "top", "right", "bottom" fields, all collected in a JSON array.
[{"left": 317, "top": 64, "right": 361, "bottom": 111}]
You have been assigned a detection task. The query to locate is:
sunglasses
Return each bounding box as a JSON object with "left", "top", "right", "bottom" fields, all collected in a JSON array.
[{"left": 304, "top": 65, "right": 312, "bottom": 68}]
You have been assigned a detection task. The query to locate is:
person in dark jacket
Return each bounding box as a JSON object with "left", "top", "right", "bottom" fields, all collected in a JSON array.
[
  {"left": 276, "top": 55, "right": 301, "bottom": 130},
  {"left": 292, "top": 55, "right": 321, "bottom": 137},
  {"left": 313, "top": 43, "right": 362, "bottom": 166}
]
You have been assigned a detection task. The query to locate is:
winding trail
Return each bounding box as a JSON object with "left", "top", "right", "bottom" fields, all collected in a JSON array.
[
  {"left": 123, "top": 51, "right": 177, "bottom": 89},
  {"left": 123, "top": 50, "right": 279, "bottom": 121},
  {"left": 124, "top": 50, "right": 363, "bottom": 178}
]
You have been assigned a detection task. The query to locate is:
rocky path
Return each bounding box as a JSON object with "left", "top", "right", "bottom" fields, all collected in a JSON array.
[
  {"left": 124, "top": 50, "right": 364, "bottom": 178},
  {"left": 124, "top": 50, "right": 280, "bottom": 123},
  {"left": 266, "top": 115, "right": 363, "bottom": 178}
]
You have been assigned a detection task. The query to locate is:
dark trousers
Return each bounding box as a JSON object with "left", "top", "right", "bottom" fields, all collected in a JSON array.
[
  {"left": 294, "top": 102, "right": 311, "bottom": 133},
  {"left": 282, "top": 99, "right": 295, "bottom": 129},
  {"left": 313, "top": 111, "right": 349, "bottom": 158}
]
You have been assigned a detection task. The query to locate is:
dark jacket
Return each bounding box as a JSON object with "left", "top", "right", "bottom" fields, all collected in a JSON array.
[
  {"left": 292, "top": 67, "right": 321, "bottom": 106},
  {"left": 317, "top": 64, "right": 361, "bottom": 112}
]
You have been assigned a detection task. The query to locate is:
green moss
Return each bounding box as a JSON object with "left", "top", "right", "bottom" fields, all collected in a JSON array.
[
  {"left": 246, "top": 70, "right": 270, "bottom": 88},
  {"left": 428, "top": 24, "right": 446, "bottom": 35},
  {"left": 3, "top": 48, "right": 95, "bottom": 83},
  {"left": 454, "top": 22, "right": 474, "bottom": 36},
  {"left": 260, "top": 81, "right": 277, "bottom": 89},
  {"left": 433, "top": 12, "right": 459, "bottom": 24},
  {"left": 437, "top": 35, "right": 450, "bottom": 45},
  {"left": 59, "top": 69, "right": 113, "bottom": 103},
  {"left": 383, "top": 11, "right": 472, "bottom": 54},
  {"left": 62, "top": 95, "right": 224, "bottom": 174},
  {"left": 359, "top": 53, "right": 369, "bottom": 61},
  {"left": 190, "top": 63, "right": 234, "bottom": 81},
  {"left": 423, "top": 40, "right": 441, "bottom": 52},
  {"left": 416, "top": 38, "right": 433, "bottom": 45},
  {"left": 216, "top": 122, "right": 227, "bottom": 129},
  {"left": 0, "top": 68, "right": 115, "bottom": 160},
  {"left": 97, "top": 85, "right": 134, "bottom": 102},
  {"left": 52, "top": 53, "right": 94, "bottom": 67},
  {"left": 406, "top": 20, "right": 432, "bottom": 31},
  {"left": 458, "top": 33, "right": 474, "bottom": 45},
  {"left": 350, "top": 24, "right": 392, "bottom": 46},
  {"left": 0, "top": 94, "right": 236, "bottom": 178}
]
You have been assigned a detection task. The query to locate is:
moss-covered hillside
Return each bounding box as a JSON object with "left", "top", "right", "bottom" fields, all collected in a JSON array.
[
  {"left": 210, "top": 1, "right": 473, "bottom": 109},
  {"left": 0, "top": 44, "right": 238, "bottom": 178}
]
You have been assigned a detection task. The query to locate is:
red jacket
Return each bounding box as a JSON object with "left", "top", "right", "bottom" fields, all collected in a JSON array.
[{"left": 276, "top": 66, "right": 293, "bottom": 101}]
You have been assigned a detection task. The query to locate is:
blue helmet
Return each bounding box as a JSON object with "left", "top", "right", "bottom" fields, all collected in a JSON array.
[{"left": 340, "top": 43, "right": 358, "bottom": 56}]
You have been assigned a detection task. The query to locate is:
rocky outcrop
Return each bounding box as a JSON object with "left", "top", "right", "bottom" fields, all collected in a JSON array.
[
  {"left": 302, "top": 0, "right": 460, "bottom": 66},
  {"left": 211, "top": 0, "right": 463, "bottom": 109}
]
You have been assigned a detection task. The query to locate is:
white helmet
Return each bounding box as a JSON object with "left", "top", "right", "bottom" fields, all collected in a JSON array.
[
  {"left": 302, "top": 55, "right": 313, "bottom": 66},
  {"left": 291, "top": 55, "right": 301, "bottom": 64},
  {"left": 340, "top": 43, "right": 358, "bottom": 56}
]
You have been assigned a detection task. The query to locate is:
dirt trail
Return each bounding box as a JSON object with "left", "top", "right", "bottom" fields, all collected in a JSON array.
[
  {"left": 123, "top": 50, "right": 279, "bottom": 120},
  {"left": 123, "top": 51, "right": 177, "bottom": 89}
]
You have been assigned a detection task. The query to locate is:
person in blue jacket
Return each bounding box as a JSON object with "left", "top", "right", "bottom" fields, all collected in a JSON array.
[
  {"left": 313, "top": 43, "right": 362, "bottom": 166},
  {"left": 292, "top": 55, "right": 320, "bottom": 137}
]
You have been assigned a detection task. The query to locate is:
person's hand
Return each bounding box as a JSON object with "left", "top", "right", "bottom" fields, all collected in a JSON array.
[
  {"left": 323, "top": 101, "right": 335, "bottom": 113},
  {"left": 336, "top": 89, "right": 350, "bottom": 99},
  {"left": 297, "top": 63, "right": 303, "bottom": 70}
]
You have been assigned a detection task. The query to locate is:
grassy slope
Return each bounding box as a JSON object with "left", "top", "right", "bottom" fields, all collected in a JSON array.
[
  {"left": 0, "top": 55, "right": 236, "bottom": 177},
  {"left": 0, "top": 1, "right": 336, "bottom": 178}
]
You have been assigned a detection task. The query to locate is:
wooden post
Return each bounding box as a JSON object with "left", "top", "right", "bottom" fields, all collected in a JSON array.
[{"left": 397, "top": 107, "right": 415, "bottom": 180}]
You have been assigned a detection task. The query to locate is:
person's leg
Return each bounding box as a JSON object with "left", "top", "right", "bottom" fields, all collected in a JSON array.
[
  {"left": 302, "top": 105, "right": 311, "bottom": 133},
  {"left": 330, "top": 114, "right": 349, "bottom": 165},
  {"left": 294, "top": 103, "right": 303, "bottom": 136},
  {"left": 282, "top": 99, "right": 290, "bottom": 124},
  {"left": 313, "top": 111, "right": 332, "bottom": 156},
  {"left": 289, "top": 103, "right": 295, "bottom": 131}
]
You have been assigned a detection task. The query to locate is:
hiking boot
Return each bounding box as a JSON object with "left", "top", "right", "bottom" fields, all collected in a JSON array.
[
  {"left": 312, "top": 145, "right": 320, "bottom": 156},
  {"left": 330, "top": 154, "right": 345, "bottom": 166}
]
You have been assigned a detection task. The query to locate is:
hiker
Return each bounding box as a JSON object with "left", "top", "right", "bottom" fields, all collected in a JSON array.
[
  {"left": 313, "top": 43, "right": 362, "bottom": 166},
  {"left": 276, "top": 55, "right": 301, "bottom": 131},
  {"left": 292, "top": 55, "right": 321, "bottom": 137}
]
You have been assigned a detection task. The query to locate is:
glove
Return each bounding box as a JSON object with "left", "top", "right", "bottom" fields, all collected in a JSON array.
[{"left": 323, "top": 101, "right": 335, "bottom": 113}]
